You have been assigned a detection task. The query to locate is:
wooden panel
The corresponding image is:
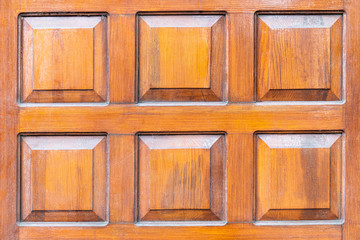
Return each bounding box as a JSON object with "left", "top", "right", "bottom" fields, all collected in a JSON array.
[
  {"left": 19, "top": 0, "right": 344, "bottom": 14},
  {"left": 344, "top": 0, "right": 360, "bottom": 238},
  {"left": 20, "top": 14, "right": 107, "bottom": 103},
  {"left": 109, "top": 15, "right": 135, "bottom": 103},
  {"left": 19, "top": 135, "right": 107, "bottom": 222},
  {"left": 19, "top": 105, "right": 344, "bottom": 134},
  {"left": 138, "top": 134, "right": 225, "bottom": 222},
  {"left": 138, "top": 14, "right": 226, "bottom": 102},
  {"left": 228, "top": 13, "right": 254, "bottom": 102},
  {"left": 256, "top": 14, "right": 343, "bottom": 101},
  {"left": 0, "top": 0, "right": 353, "bottom": 239},
  {"left": 109, "top": 135, "right": 135, "bottom": 223},
  {"left": 255, "top": 133, "right": 342, "bottom": 221},
  {"left": 0, "top": 1, "right": 18, "bottom": 239},
  {"left": 227, "top": 134, "right": 253, "bottom": 222},
  {"left": 18, "top": 224, "right": 342, "bottom": 240}
]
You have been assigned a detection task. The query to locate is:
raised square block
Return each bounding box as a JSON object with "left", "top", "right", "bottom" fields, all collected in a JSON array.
[
  {"left": 20, "top": 14, "right": 107, "bottom": 103},
  {"left": 138, "top": 134, "right": 225, "bottom": 222},
  {"left": 19, "top": 135, "right": 107, "bottom": 222},
  {"left": 256, "top": 14, "right": 343, "bottom": 101},
  {"left": 255, "top": 133, "right": 343, "bottom": 221},
  {"left": 138, "top": 14, "right": 226, "bottom": 102}
]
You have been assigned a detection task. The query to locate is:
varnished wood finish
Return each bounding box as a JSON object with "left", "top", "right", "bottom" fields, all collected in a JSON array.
[
  {"left": 19, "top": 224, "right": 341, "bottom": 239},
  {"left": 256, "top": 14, "right": 343, "bottom": 101},
  {"left": 109, "top": 15, "right": 135, "bottom": 103},
  {"left": 0, "top": 0, "right": 18, "bottom": 239},
  {"left": 228, "top": 14, "right": 254, "bottom": 102},
  {"left": 255, "top": 133, "right": 342, "bottom": 221},
  {"left": 19, "top": 105, "right": 343, "bottom": 133},
  {"left": 227, "top": 134, "right": 253, "bottom": 222},
  {"left": 138, "top": 134, "right": 224, "bottom": 222},
  {"left": 109, "top": 135, "right": 135, "bottom": 223},
  {"left": 20, "top": 14, "right": 108, "bottom": 103},
  {"left": 344, "top": 0, "right": 360, "bottom": 238},
  {"left": 19, "top": 135, "right": 107, "bottom": 222},
  {"left": 1, "top": 0, "right": 359, "bottom": 239},
  {"left": 18, "top": 0, "right": 344, "bottom": 14},
  {"left": 138, "top": 14, "right": 225, "bottom": 102}
]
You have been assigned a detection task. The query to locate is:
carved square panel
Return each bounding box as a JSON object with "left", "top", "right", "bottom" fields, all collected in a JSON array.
[
  {"left": 255, "top": 133, "right": 342, "bottom": 221},
  {"left": 256, "top": 14, "right": 343, "bottom": 101},
  {"left": 137, "top": 134, "right": 225, "bottom": 222},
  {"left": 19, "top": 14, "right": 107, "bottom": 103},
  {"left": 138, "top": 14, "right": 226, "bottom": 102},
  {"left": 19, "top": 135, "right": 107, "bottom": 222}
]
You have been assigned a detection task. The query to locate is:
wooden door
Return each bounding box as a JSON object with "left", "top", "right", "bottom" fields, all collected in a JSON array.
[{"left": 1, "top": 0, "right": 359, "bottom": 239}]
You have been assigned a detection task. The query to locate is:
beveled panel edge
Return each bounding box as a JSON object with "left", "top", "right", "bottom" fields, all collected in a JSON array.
[
  {"left": 16, "top": 132, "right": 109, "bottom": 225},
  {"left": 17, "top": 221, "right": 109, "bottom": 227},
  {"left": 254, "top": 10, "right": 345, "bottom": 103},
  {"left": 254, "top": 219, "right": 344, "bottom": 226},
  {"left": 135, "top": 131, "right": 227, "bottom": 224},
  {"left": 17, "top": 12, "right": 110, "bottom": 105},
  {"left": 253, "top": 130, "right": 345, "bottom": 224},
  {"left": 135, "top": 220, "right": 227, "bottom": 226},
  {"left": 135, "top": 11, "right": 227, "bottom": 103}
]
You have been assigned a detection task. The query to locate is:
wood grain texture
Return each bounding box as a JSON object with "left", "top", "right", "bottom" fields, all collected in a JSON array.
[
  {"left": 19, "top": 135, "right": 107, "bottom": 222},
  {"left": 228, "top": 13, "right": 254, "bottom": 102},
  {"left": 256, "top": 133, "right": 342, "bottom": 221},
  {"left": 18, "top": 224, "right": 341, "bottom": 239},
  {"left": 0, "top": 1, "right": 18, "bottom": 239},
  {"left": 20, "top": 15, "right": 107, "bottom": 103},
  {"left": 256, "top": 14, "right": 343, "bottom": 101},
  {"left": 138, "top": 134, "right": 224, "bottom": 222},
  {"left": 149, "top": 149, "right": 211, "bottom": 209},
  {"left": 109, "top": 15, "right": 135, "bottom": 103},
  {"left": 269, "top": 148, "right": 330, "bottom": 209},
  {"left": 343, "top": 0, "right": 360, "bottom": 238},
  {"left": 227, "top": 134, "right": 253, "bottom": 222},
  {"left": 19, "top": 105, "right": 344, "bottom": 134},
  {"left": 0, "top": 0, "right": 354, "bottom": 239},
  {"left": 140, "top": 16, "right": 212, "bottom": 89},
  {"left": 32, "top": 28, "right": 94, "bottom": 90},
  {"left": 19, "top": 0, "right": 344, "bottom": 14},
  {"left": 31, "top": 150, "right": 93, "bottom": 211},
  {"left": 109, "top": 135, "right": 135, "bottom": 223},
  {"left": 138, "top": 14, "right": 225, "bottom": 102}
]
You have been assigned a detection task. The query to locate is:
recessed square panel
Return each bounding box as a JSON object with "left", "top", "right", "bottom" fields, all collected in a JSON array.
[
  {"left": 138, "top": 14, "right": 226, "bottom": 102},
  {"left": 19, "top": 135, "right": 107, "bottom": 222},
  {"left": 256, "top": 14, "right": 343, "bottom": 101},
  {"left": 20, "top": 14, "right": 107, "bottom": 103},
  {"left": 255, "top": 133, "right": 342, "bottom": 221},
  {"left": 138, "top": 134, "right": 225, "bottom": 222}
]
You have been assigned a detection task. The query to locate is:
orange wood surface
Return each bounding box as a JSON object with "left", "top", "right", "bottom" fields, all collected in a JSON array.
[
  {"left": 19, "top": 135, "right": 107, "bottom": 222},
  {"left": 138, "top": 134, "right": 224, "bottom": 222},
  {"left": 256, "top": 133, "right": 342, "bottom": 221},
  {"left": 18, "top": 224, "right": 342, "bottom": 239},
  {"left": 1, "top": 0, "right": 359, "bottom": 239},
  {"left": 344, "top": 0, "right": 360, "bottom": 238},
  {"left": 138, "top": 14, "right": 225, "bottom": 102},
  {"left": 20, "top": 14, "right": 107, "bottom": 103},
  {"left": 256, "top": 13, "right": 343, "bottom": 101}
]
